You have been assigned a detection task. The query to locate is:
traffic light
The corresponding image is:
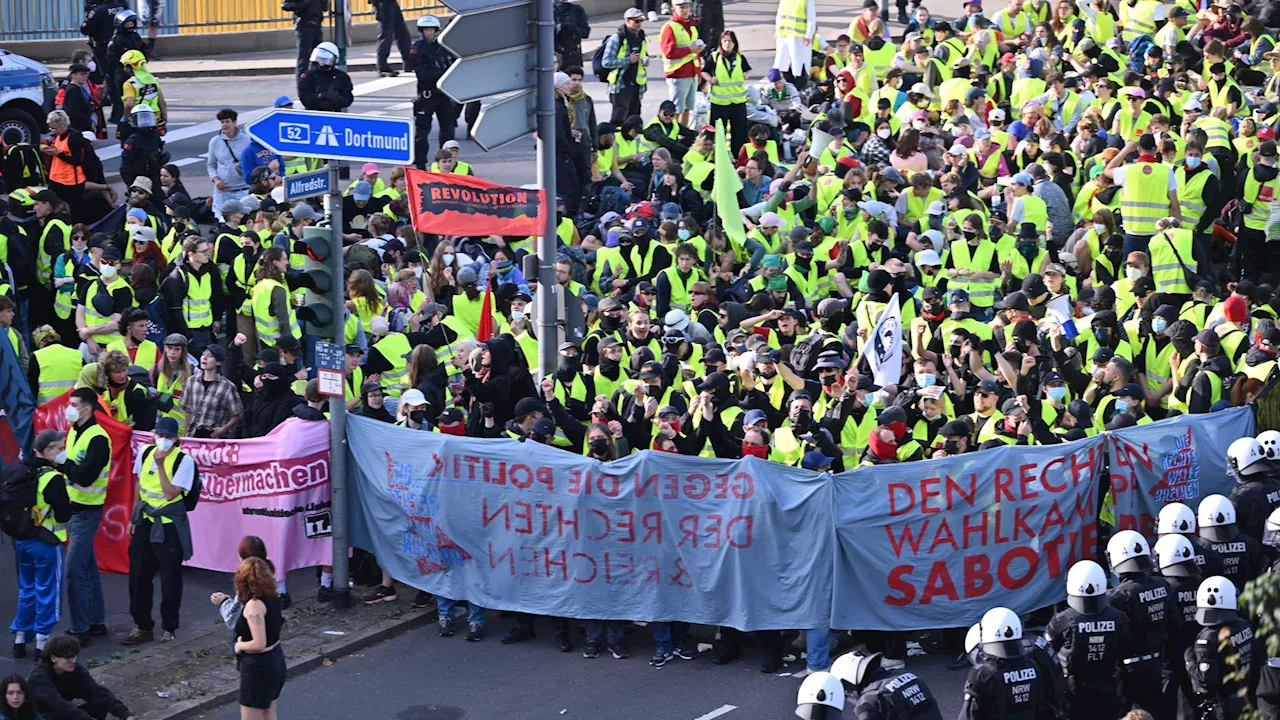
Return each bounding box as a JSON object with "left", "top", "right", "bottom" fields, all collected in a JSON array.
[{"left": 296, "top": 226, "right": 336, "bottom": 339}]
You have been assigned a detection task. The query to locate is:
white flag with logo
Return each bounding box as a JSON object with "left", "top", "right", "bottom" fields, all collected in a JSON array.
[{"left": 869, "top": 294, "right": 902, "bottom": 389}]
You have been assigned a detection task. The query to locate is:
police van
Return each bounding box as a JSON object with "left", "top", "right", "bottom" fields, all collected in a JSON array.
[{"left": 0, "top": 48, "right": 56, "bottom": 146}]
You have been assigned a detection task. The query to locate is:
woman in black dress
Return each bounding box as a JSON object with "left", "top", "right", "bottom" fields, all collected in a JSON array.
[{"left": 233, "top": 557, "right": 286, "bottom": 720}]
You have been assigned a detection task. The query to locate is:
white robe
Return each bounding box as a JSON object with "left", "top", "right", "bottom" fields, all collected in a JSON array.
[{"left": 772, "top": 0, "right": 817, "bottom": 76}]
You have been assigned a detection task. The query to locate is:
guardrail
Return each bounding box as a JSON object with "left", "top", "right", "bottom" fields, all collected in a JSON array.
[{"left": 0, "top": 0, "right": 446, "bottom": 41}]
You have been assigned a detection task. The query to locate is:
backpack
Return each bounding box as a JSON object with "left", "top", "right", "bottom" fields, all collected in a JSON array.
[
  {"left": 140, "top": 445, "right": 202, "bottom": 512},
  {"left": 788, "top": 332, "right": 827, "bottom": 377},
  {"left": 2, "top": 144, "right": 47, "bottom": 191},
  {"left": 0, "top": 463, "right": 40, "bottom": 541},
  {"left": 4, "top": 224, "right": 37, "bottom": 290},
  {"left": 591, "top": 35, "right": 613, "bottom": 83}
]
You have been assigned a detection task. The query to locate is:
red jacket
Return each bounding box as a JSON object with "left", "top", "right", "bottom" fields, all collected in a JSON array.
[{"left": 660, "top": 16, "right": 701, "bottom": 79}]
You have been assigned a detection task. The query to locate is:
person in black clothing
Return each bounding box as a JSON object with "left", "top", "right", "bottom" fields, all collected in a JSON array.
[
  {"left": 103, "top": 10, "right": 145, "bottom": 126},
  {"left": 241, "top": 363, "right": 303, "bottom": 438},
  {"left": 1106, "top": 530, "right": 1182, "bottom": 719},
  {"left": 408, "top": 15, "right": 458, "bottom": 169},
  {"left": 27, "top": 636, "right": 134, "bottom": 720},
  {"left": 61, "top": 64, "right": 96, "bottom": 134},
  {"left": 831, "top": 651, "right": 944, "bottom": 720},
  {"left": 118, "top": 105, "right": 163, "bottom": 194},
  {"left": 554, "top": 72, "right": 582, "bottom": 215},
  {"left": 231, "top": 557, "right": 287, "bottom": 716},
  {"left": 958, "top": 607, "right": 1047, "bottom": 720},
  {"left": 1044, "top": 559, "right": 1128, "bottom": 720},
  {"left": 283, "top": 0, "right": 326, "bottom": 79},
  {"left": 372, "top": 0, "right": 412, "bottom": 76},
  {"left": 298, "top": 43, "right": 354, "bottom": 113},
  {"left": 81, "top": 0, "right": 129, "bottom": 85},
  {"left": 554, "top": 0, "right": 591, "bottom": 68},
  {"left": 355, "top": 381, "right": 395, "bottom": 422}
]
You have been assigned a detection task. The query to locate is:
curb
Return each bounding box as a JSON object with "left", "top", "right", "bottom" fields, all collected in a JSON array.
[
  {"left": 158, "top": 58, "right": 381, "bottom": 79},
  {"left": 146, "top": 607, "right": 435, "bottom": 720}
]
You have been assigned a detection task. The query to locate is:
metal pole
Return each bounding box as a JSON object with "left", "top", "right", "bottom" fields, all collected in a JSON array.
[
  {"left": 534, "top": 0, "right": 557, "bottom": 381},
  {"left": 334, "top": 0, "right": 348, "bottom": 70},
  {"left": 327, "top": 160, "right": 350, "bottom": 610}
]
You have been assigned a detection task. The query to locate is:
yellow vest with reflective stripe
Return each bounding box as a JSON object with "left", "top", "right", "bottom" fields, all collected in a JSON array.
[
  {"left": 1244, "top": 359, "right": 1277, "bottom": 382},
  {"left": 65, "top": 422, "right": 111, "bottom": 506},
  {"left": 1017, "top": 194, "right": 1049, "bottom": 233},
  {"left": 661, "top": 20, "right": 699, "bottom": 75},
  {"left": 84, "top": 276, "right": 131, "bottom": 345},
  {"left": 1207, "top": 78, "right": 1247, "bottom": 118},
  {"left": 1121, "top": 0, "right": 1159, "bottom": 42},
  {"left": 1194, "top": 116, "right": 1232, "bottom": 150},
  {"left": 1175, "top": 166, "right": 1211, "bottom": 227},
  {"left": 1243, "top": 169, "right": 1280, "bottom": 231},
  {"left": 251, "top": 278, "right": 300, "bottom": 347},
  {"left": 610, "top": 37, "right": 648, "bottom": 86},
  {"left": 35, "top": 467, "right": 68, "bottom": 543},
  {"left": 33, "top": 343, "right": 83, "bottom": 405},
  {"left": 53, "top": 256, "right": 75, "bottom": 320},
  {"left": 949, "top": 240, "right": 998, "bottom": 307},
  {"left": 777, "top": 0, "right": 808, "bottom": 38},
  {"left": 137, "top": 445, "right": 184, "bottom": 524},
  {"left": 660, "top": 265, "right": 703, "bottom": 311},
  {"left": 155, "top": 371, "right": 187, "bottom": 436},
  {"left": 1149, "top": 228, "right": 1195, "bottom": 295},
  {"left": 1120, "top": 162, "right": 1171, "bottom": 235},
  {"left": 181, "top": 269, "right": 213, "bottom": 329},
  {"left": 709, "top": 52, "right": 746, "bottom": 105},
  {"left": 769, "top": 426, "right": 806, "bottom": 467},
  {"left": 1141, "top": 337, "right": 1176, "bottom": 409},
  {"left": 37, "top": 219, "right": 71, "bottom": 285},
  {"left": 105, "top": 338, "right": 159, "bottom": 372},
  {"left": 374, "top": 332, "right": 411, "bottom": 397}
]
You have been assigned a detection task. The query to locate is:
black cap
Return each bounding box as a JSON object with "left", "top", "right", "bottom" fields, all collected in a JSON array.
[
  {"left": 940, "top": 419, "right": 970, "bottom": 437},
  {"left": 1021, "top": 273, "right": 1047, "bottom": 297},
  {"left": 1114, "top": 383, "right": 1144, "bottom": 399},
  {"left": 514, "top": 397, "right": 547, "bottom": 418},
  {"left": 255, "top": 348, "right": 280, "bottom": 364},
  {"left": 101, "top": 247, "right": 122, "bottom": 261},
  {"left": 976, "top": 378, "right": 1000, "bottom": 394},
  {"left": 275, "top": 335, "right": 300, "bottom": 351},
  {"left": 1153, "top": 304, "right": 1179, "bottom": 321},
  {"left": 638, "top": 361, "right": 664, "bottom": 380},
  {"left": 699, "top": 372, "right": 730, "bottom": 392},
  {"left": 597, "top": 122, "right": 616, "bottom": 135},
  {"left": 530, "top": 417, "right": 557, "bottom": 437},
  {"left": 923, "top": 286, "right": 943, "bottom": 301},
  {"left": 32, "top": 189, "right": 59, "bottom": 204},
  {"left": 1000, "top": 397, "right": 1025, "bottom": 416},
  {"left": 855, "top": 375, "right": 881, "bottom": 391},
  {"left": 1132, "top": 276, "right": 1155, "bottom": 296},
  {"left": 1017, "top": 222, "right": 1039, "bottom": 239},
  {"left": 1067, "top": 399, "right": 1093, "bottom": 427},
  {"left": 437, "top": 407, "right": 464, "bottom": 425},
  {"left": 1012, "top": 318, "right": 1039, "bottom": 342},
  {"left": 996, "top": 292, "right": 1030, "bottom": 311}
]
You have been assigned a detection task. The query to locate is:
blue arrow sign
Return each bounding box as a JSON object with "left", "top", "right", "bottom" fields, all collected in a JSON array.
[
  {"left": 246, "top": 109, "right": 414, "bottom": 165},
  {"left": 284, "top": 168, "right": 331, "bottom": 201}
]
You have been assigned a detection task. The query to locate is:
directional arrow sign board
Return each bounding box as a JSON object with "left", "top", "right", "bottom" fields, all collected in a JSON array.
[
  {"left": 439, "top": 1, "right": 532, "bottom": 57},
  {"left": 245, "top": 109, "right": 414, "bottom": 165},
  {"left": 438, "top": 46, "right": 536, "bottom": 105},
  {"left": 471, "top": 89, "right": 535, "bottom": 150},
  {"left": 439, "top": 0, "right": 536, "bottom": 146}
]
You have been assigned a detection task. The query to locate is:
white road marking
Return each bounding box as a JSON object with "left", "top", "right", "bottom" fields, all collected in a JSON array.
[
  {"left": 170, "top": 157, "right": 202, "bottom": 167},
  {"left": 692, "top": 705, "right": 737, "bottom": 720},
  {"left": 364, "top": 110, "right": 388, "bottom": 116},
  {"left": 96, "top": 75, "right": 415, "bottom": 161}
]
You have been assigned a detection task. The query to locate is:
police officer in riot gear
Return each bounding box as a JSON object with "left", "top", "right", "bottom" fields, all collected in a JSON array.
[
  {"left": 1259, "top": 430, "right": 1280, "bottom": 460},
  {"left": 1044, "top": 559, "right": 1128, "bottom": 720},
  {"left": 796, "top": 671, "right": 845, "bottom": 720},
  {"left": 104, "top": 9, "right": 145, "bottom": 124},
  {"left": 119, "top": 105, "right": 164, "bottom": 193},
  {"left": 1226, "top": 436, "right": 1280, "bottom": 542},
  {"left": 829, "top": 651, "right": 943, "bottom": 719},
  {"left": 1155, "top": 534, "right": 1205, "bottom": 720},
  {"left": 408, "top": 15, "right": 459, "bottom": 169},
  {"left": 1197, "top": 494, "right": 1265, "bottom": 587},
  {"left": 1186, "top": 576, "right": 1262, "bottom": 720},
  {"left": 298, "top": 42, "right": 354, "bottom": 113},
  {"left": 959, "top": 607, "right": 1047, "bottom": 720},
  {"left": 962, "top": 624, "right": 1064, "bottom": 720},
  {"left": 1106, "top": 529, "right": 1183, "bottom": 719},
  {"left": 1160, "top": 502, "right": 1227, "bottom": 578},
  {"left": 282, "top": 0, "right": 326, "bottom": 79},
  {"left": 1259, "top": 510, "right": 1280, "bottom": 720}
]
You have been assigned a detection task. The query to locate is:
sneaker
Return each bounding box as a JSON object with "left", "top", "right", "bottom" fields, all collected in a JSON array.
[
  {"left": 12, "top": 641, "right": 25, "bottom": 659},
  {"left": 673, "top": 645, "right": 695, "bottom": 660},
  {"left": 882, "top": 658, "right": 906, "bottom": 671},
  {"left": 317, "top": 586, "right": 333, "bottom": 603},
  {"left": 760, "top": 655, "right": 783, "bottom": 674},
  {"left": 609, "top": 643, "right": 630, "bottom": 659},
  {"left": 438, "top": 617, "right": 456, "bottom": 637},
  {"left": 711, "top": 645, "right": 742, "bottom": 665},
  {"left": 121, "top": 628, "right": 154, "bottom": 646},
  {"left": 647, "top": 10, "right": 658, "bottom": 21},
  {"left": 501, "top": 626, "right": 535, "bottom": 644},
  {"left": 64, "top": 629, "right": 90, "bottom": 647},
  {"left": 160, "top": 631, "right": 175, "bottom": 643},
  {"left": 557, "top": 634, "right": 574, "bottom": 653},
  {"left": 466, "top": 623, "right": 485, "bottom": 642},
  {"left": 363, "top": 585, "right": 397, "bottom": 604},
  {"left": 649, "top": 650, "right": 673, "bottom": 667},
  {"left": 88, "top": 624, "right": 109, "bottom": 637},
  {"left": 794, "top": 666, "right": 828, "bottom": 679},
  {"left": 583, "top": 642, "right": 601, "bottom": 659},
  {"left": 279, "top": 593, "right": 292, "bottom": 610},
  {"left": 378, "top": 69, "right": 400, "bottom": 77},
  {"left": 412, "top": 590, "right": 433, "bottom": 609}
]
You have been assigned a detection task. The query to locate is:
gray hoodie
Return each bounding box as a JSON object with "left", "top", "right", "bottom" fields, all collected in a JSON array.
[{"left": 207, "top": 127, "right": 251, "bottom": 191}]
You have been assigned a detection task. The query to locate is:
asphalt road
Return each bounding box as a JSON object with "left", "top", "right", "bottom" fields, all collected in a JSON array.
[{"left": 196, "top": 620, "right": 974, "bottom": 720}]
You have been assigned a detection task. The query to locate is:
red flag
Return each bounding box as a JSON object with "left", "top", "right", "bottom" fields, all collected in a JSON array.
[
  {"left": 404, "top": 168, "right": 547, "bottom": 237},
  {"left": 476, "top": 288, "right": 494, "bottom": 343}
]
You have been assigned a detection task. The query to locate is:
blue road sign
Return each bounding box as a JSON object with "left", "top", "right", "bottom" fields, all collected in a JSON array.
[
  {"left": 245, "top": 109, "right": 414, "bottom": 165},
  {"left": 284, "top": 168, "right": 331, "bottom": 201},
  {"left": 314, "top": 341, "right": 345, "bottom": 372}
]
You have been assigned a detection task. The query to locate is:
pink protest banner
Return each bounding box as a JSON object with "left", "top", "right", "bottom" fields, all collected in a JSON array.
[{"left": 131, "top": 418, "right": 333, "bottom": 574}]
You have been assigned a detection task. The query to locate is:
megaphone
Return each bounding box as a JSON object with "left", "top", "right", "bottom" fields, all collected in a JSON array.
[{"left": 810, "top": 121, "right": 844, "bottom": 156}]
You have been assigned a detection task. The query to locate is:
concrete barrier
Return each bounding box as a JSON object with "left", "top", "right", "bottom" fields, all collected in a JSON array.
[{"left": 5, "top": 0, "right": 635, "bottom": 63}]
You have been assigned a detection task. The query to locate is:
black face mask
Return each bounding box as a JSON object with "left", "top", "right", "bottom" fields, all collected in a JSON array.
[
  {"left": 558, "top": 356, "right": 580, "bottom": 374},
  {"left": 599, "top": 356, "right": 621, "bottom": 373},
  {"left": 943, "top": 439, "right": 961, "bottom": 454},
  {"left": 600, "top": 314, "right": 621, "bottom": 332},
  {"left": 790, "top": 409, "right": 812, "bottom": 431},
  {"left": 409, "top": 409, "right": 427, "bottom": 424},
  {"left": 589, "top": 437, "right": 611, "bottom": 455},
  {"left": 108, "top": 376, "right": 127, "bottom": 388}
]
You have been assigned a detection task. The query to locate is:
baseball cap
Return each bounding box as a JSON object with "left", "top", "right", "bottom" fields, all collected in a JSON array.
[
  {"left": 976, "top": 378, "right": 1000, "bottom": 394},
  {"left": 154, "top": 417, "right": 179, "bottom": 438},
  {"left": 352, "top": 181, "right": 373, "bottom": 201},
  {"left": 915, "top": 249, "right": 941, "bottom": 266},
  {"left": 743, "top": 409, "right": 768, "bottom": 427},
  {"left": 624, "top": 7, "right": 644, "bottom": 18},
  {"left": 274, "top": 95, "right": 294, "bottom": 107},
  {"left": 442, "top": 140, "right": 461, "bottom": 150},
  {"left": 361, "top": 162, "right": 379, "bottom": 176},
  {"left": 1012, "top": 172, "right": 1034, "bottom": 186},
  {"left": 759, "top": 212, "right": 787, "bottom": 229},
  {"left": 290, "top": 203, "right": 319, "bottom": 222}
]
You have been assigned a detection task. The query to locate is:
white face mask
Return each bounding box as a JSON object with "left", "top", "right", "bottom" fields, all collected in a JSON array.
[
  {"left": 877, "top": 128, "right": 892, "bottom": 139},
  {"left": 442, "top": 253, "right": 455, "bottom": 266},
  {"left": 54, "top": 450, "right": 68, "bottom": 464},
  {"left": 64, "top": 405, "right": 80, "bottom": 423},
  {"left": 100, "top": 263, "right": 118, "bottom": 279},
  {"left": 412, "top": 265, "right": 424, "bottom": 279},
  {"left": 156, "top": 437, "right": 175, "bottom": 451},
  {"left": 1125, "top": 266, "right": 1142, "bottom": 280},
  {"left": 1093, "top": 223, "right": 1106, "bottom": 235},
  {"left": 511, "top": 309, "right": 525, "bottom": 321}
]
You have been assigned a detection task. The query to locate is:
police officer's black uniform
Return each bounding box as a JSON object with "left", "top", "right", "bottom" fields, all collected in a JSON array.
[
  {"left": 104, "top": 17, "right": 145, "bottom": 124},
  {"left": 298, "top": 63, "right": 355, "bottom": 113},
  {"left": 283, "top": 0, "right": 326, "bottom": 79},
  {"left": 1198, "top": 527, "right": 1266, "bottom": 589},
  {"left": 1228, "top": 470, "right": 1280, "bottom": 542},
  {"left": 1108, "top": 568, "right": 1183, "bottom": 718},
  {"left": 1044, "top": 604, "right": 1128, "bottom": 720},
  {"left": 1182, "top": 533, "right": 1228, "bottom": 578},
  {"left": 1187, "top": 601, "right": 1261, "bottom": 720},
  {"left": 119, "top": 123, "right": 163, "bottom": 193},
  {"left": 407, "top": 32, "right": 458, "bottom": 169},
  {"left": 850, "top": 665, "right": 943, "bottom": 719},
  {"left": 1163, "top": 570, "right": 1203, "bottom": 720},
  {"left": 960, "top": 645, "right": 1046, "bottom": 720},
  {"left": 81, "top": 0, "right": 128, "bottom": 84}
]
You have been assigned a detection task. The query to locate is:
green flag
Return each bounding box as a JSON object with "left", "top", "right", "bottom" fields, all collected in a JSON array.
[{"left": 712, "top": 120, "right": 745, "bottom": 247}]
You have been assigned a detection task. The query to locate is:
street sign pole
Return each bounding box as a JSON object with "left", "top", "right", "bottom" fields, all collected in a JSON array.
[
  {"left": 534, "top": 0, "right": 557, "bottom": 382},
  {"left": 326, "top": 158, "right": 349, "bottom": 611}
]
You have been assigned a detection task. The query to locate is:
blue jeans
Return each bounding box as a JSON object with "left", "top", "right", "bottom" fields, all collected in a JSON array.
[
  {"left": 65, "top": 509, "right": 105, "bottom": 633},
  {"left": 651, "top": 621, "right": 688, "bottom": 654},
  {"left": 1123, "top": 232, "right": 1152, "bottom": 258},
  {"left": 10, "top": 539, "right": 62, "bottom": 637},
  {"left": 805, "top": 628, "right": 831, "bottom": 671},
  {"left": 436, "top": 597, "right": 485, "bottom": 627}
]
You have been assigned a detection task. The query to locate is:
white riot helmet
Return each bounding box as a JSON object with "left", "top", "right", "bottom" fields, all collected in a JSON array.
[
  {"left": 830, "top": 652, "right": 881, "bottom": 694},
  {"left": 1106, "top": 529, "right": 1154, "bottom": 574},
  {"left": 1196, "top": 576, "right": 1238, "bottom": 626},
  {"left": 1227, "top": 437, "right": 1270, "bottom": 477},
  {"left": 310, "top": 42, "right": 340, "bottom": 66},
  {"left": 130, "top": 105, "right": 157, "bottom": 129},
  {"left": 1264, "top": 507, "right": 1280, "bottom": 548},
  {"left": 796, "top": 671, "right": 845, "bottom": 720},
  {"left": 1066, "top": 560, "right": 1109, "bottom": 614},
  {"left": 1197, "top": 494, "right": 1238, "bottom": 542},
  {"left": 1258, "top": 430, "right": 1280, "bottom": 460},
  {"left": 1154, "top": 534, "right": 1199, "bottom": 578},
  {"left": 115, "top": 9, "right": 138, "bottom": 27},
  {"left": 963, "top": 623, "right": 982, "bottom": 666},
  {"left": 978, "top": 607, "right": 1023, "bottom": 659},
  {"left": 417, "top": 14, "right": 442, "bottom": 28},
  {"left": 1157, "top": 503, "right": 1196, "bottom": 536}
]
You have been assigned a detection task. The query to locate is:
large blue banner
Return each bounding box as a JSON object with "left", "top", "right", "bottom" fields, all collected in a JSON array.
[
  {"left": 346, "top": 415, "right": 834, "bottom": 630},
  {"left": 1105, "top": 406, "right": 1254, "bottom": 535},
  {"left": 830, "top": 437, "right": 1106, "bottom": 631}
]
